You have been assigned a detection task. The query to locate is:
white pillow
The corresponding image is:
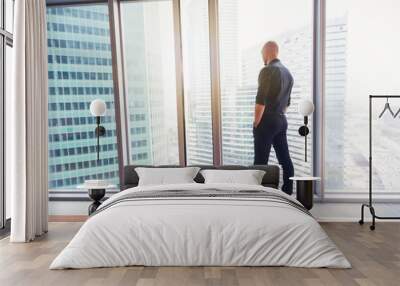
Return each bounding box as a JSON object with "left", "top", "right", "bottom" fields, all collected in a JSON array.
[
  {"left": 135, "top": 167, "right": 200, "bottom": 186},
  {"left": 200, "top": 169, "right": 266, "bottom": 185}
]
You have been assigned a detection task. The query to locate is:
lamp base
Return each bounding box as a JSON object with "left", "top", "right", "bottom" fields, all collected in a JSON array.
[{"left": 88, "top": 188, "right": 106, "bottom": 215}]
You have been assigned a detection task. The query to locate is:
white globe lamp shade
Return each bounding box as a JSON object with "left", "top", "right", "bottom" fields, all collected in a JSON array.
[
  {"left": 298, "top": 99, "right": 314, "bottom": 117},
  {"left": 90, "top": 99, "right": 106, "bottom": 116}
]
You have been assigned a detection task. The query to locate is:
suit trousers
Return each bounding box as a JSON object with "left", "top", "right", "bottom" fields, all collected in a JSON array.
[{"left": 253, "top": 113, "right": 294, "bottom": 195}]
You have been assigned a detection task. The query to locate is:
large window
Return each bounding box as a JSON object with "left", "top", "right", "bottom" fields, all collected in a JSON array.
[
  {"left": 181, "top": 0, "right": 213, "bottom": 165},
  {"left": 1, "top": 0, "right": 14, "bottom": 228},
  {"left": 44, "top": 0, "right": 400, "bottom": 200},
  {"left": 218, "top": 0, "right": 313, "bottom": 177},
  {"left": 46, "top": 5, "right": 119, "bottom": 191},
  {"left": 324, "top": 0, "right": 400, "bottom": 193},
  {"left": 120, "top": 0, "right": 179, "bottom": 165}
]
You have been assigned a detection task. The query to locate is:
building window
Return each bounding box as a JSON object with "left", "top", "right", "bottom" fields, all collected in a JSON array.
[
  {"left": 180, "top": 0, "right": 213, "bottom": 165},
  {"left": 218, "top": 0, "right": 313, "bottom": 178},
  {"left": 46, "top": 4, "right": 119, "bottom": 190},
  {"left": 324, "top": 0, "right": 400, "bottom": 193},
  {"left": 120, "top": 0, "right": 179, "bottom": 165},
  {"left": 44, "top": 0, "right": 400, "bottom": 201}
]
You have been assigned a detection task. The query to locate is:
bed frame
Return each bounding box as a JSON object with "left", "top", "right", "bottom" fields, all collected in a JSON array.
[{"left": 121, "top": 165, "right": 280, "bottom": 190}]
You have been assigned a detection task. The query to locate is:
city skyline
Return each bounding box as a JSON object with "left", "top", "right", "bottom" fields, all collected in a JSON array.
[
  {"left": 46, "top": 1, "right": 400, "bottom": 194},
  {"left": 46, "top": 2, "right": 339, "bottom": 189}
]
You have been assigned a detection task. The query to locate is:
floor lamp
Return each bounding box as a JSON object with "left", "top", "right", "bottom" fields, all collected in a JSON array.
[
  {"left": 298, "top": 99, "right": 314, "bottom": 162},
  {"left": 90, "top": 99, "right": 107, "bottom": 161}
]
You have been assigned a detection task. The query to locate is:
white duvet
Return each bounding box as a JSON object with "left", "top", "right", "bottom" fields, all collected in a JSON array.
[{"left": 50, "top": 183, "right": 351, "bottom": 269}]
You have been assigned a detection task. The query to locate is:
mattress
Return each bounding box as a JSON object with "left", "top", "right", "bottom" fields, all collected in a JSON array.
[{"left": 50, "top": 183, "right": 350, "bottom": 269}]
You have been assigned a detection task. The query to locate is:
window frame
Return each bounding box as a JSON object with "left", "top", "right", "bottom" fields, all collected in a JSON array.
[
  {"left": 46, "top": 2, "right": 121, "bottom": 200},
  {"left": 47, "top": 0, "right": 320, "bottom": 196},
  {"left": 1, "top": 0, "right": 14, "bottom": 229},
  {"left": 49, "top": 0, "right": 395, "bottom": 202}
]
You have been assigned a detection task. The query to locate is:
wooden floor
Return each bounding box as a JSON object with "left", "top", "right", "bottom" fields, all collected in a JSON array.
[{"left": 0, "top": 222, "right": 399, "bottom": 286}]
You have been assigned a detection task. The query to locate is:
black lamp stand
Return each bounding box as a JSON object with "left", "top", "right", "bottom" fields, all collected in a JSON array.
[
  {"left": 95, "top": 116, "right": 106, "bottom": 161},
  {"left": 298, "top": 116, "right": 310, "bottom": 162}
]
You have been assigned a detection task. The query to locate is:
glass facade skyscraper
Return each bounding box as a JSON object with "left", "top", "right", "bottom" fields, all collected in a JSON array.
[
  {"left": 47, "top": 3, "right": 180, "bottom": 191},
  {"left": 47, "top": 5, "right": 119, "bottom": 189},
  {"left": 181, "top": 0, "right": 347, "bottom": 181},
  {"left": 120, "top": 0, "right": 179, "bottom": 166},
  {"left": 324, "top": 17, "right": 347, "bottom": 190},
  {"left": 181, "top": 0, "right": 213, "bottom": 165},
  {"left": 323, "top": 0, "right": 400, "bottom": 193},
  {"left": 221, "top": 26, "right": 314, "bottom": 177}
]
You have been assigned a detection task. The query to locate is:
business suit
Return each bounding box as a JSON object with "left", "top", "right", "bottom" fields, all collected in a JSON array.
[{"left": 253, "top": 59, "right": 294, "bottom": 195}]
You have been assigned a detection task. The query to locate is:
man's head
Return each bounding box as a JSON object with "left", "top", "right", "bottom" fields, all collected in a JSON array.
[{"left": 261, "top": 41, "right": 279, "bottom": 64}]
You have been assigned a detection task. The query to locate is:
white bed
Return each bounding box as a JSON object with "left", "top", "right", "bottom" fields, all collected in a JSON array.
[{"left": 50, "top": 183, "right": 350, "bottom": 269}]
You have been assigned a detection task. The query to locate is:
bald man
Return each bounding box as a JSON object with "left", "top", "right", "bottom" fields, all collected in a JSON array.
[{"left": 253, "top": 41, "right": 294, "bottom": 195}]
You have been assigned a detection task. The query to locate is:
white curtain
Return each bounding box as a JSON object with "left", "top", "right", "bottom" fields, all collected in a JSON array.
[{"left": 8, "top": 0, "right": 48, "bottom": 242}]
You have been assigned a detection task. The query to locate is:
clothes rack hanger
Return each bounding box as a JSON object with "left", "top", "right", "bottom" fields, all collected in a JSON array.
[
  {"left": 393, "top": 107, "right": 400, "bottom": 118},
  {"left": 378, "top": 97, "right": 395, "bottom": 118}
]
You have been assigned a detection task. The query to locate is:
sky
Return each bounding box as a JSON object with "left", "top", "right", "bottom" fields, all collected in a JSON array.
[
  {"left": 237, "top": 0, "right": 313, "bottom": 50},
  {"left": 336, "top": 0, "right": 400, "bottom": 104}
]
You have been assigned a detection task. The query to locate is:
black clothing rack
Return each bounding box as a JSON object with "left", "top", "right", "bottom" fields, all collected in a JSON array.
[{"left": 359, "top": 95, "right": 400, "bottom": 230}]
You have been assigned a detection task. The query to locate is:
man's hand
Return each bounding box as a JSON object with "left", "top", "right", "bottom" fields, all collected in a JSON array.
[{"left": 254, "top": 104, "right": 265, "bottom": 128}]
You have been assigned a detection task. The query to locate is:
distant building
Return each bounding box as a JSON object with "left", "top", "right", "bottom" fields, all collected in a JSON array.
[
  {"left": 121, "top": 3, "right": 176, "bottom": 165},
  {"left": 324, "top": 17, "right": 347, "bottom": 190},
  {"left": 181, "top": 0, "right": 213, "bottom": 164},
  {"left": 181, "top": 0, "right": 337, "bottom": 178},
  {"left": 218, "top": 25, "right": 314, "bottom": 177},
  {"left": 221, "top": 17, "right": 347, "bottom": 179},
  {"left": 47, "top": 6, "right": 119, "bottom": 189},
  {"left": 47, "top": 4, "right": 180, "bottom": 190}
]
